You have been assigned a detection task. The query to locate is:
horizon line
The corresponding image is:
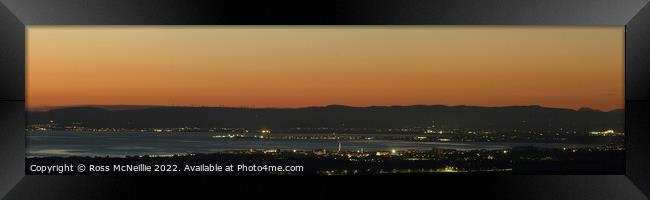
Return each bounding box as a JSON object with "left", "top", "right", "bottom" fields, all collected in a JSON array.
[{"left": 27, "top": 103, "right": 625, "bottom": 112}]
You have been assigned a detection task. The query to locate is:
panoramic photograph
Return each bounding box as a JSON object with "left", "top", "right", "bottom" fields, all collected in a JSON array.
[{"left": 26, "top": 26, "right": 624, "bottom": 175}]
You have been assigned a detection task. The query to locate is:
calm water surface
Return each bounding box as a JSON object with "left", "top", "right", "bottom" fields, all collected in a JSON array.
[{"left": 27, "top": 131, "right": 597, "bottom": 157}]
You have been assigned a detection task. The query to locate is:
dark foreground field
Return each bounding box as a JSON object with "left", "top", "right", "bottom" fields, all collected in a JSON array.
[{"left": 25, "top": 147, "right": 624, "bottom": 175}]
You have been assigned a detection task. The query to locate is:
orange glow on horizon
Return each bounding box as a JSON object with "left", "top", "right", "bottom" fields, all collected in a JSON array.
[{"left": 27, "top": 26, "right": 624, "bottom": 111}]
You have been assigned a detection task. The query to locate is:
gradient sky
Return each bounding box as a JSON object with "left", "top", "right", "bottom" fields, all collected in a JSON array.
[{"left": 27, "top": 26, "right": 624, "bottom": 111}]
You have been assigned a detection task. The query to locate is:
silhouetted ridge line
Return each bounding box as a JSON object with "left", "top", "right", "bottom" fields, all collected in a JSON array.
[{"left": 27, "top": 104, "right": 623, "bottom": 133}]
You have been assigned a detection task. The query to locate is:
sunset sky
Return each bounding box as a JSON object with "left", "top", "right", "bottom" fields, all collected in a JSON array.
[{"left": 27, "top": 26, "right": 624, "bottom": 111}]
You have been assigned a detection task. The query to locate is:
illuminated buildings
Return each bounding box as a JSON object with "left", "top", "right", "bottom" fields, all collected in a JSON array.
[
  {"left": 260, "top": 129, "right": 271, "bottom": 134},
  {"left": 313, "top": 149, "right": 327, "bottom": 155},
  {"left": 589, "top": 129, "right": 623, "bottom": 136}
]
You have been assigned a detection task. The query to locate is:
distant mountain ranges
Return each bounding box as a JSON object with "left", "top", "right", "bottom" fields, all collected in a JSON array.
[{"left": 27, "top": 105, "right": 624, "bottom": 133}]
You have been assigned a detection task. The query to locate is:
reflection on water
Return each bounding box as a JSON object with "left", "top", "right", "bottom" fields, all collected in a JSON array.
[{"left": 27, "top": 131, "right": 595, "bottom": 157}]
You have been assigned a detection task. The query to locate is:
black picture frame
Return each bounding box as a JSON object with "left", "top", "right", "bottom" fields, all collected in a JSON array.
[{"left": 1, "top": 0, "right": 650, "bottom": 199}]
